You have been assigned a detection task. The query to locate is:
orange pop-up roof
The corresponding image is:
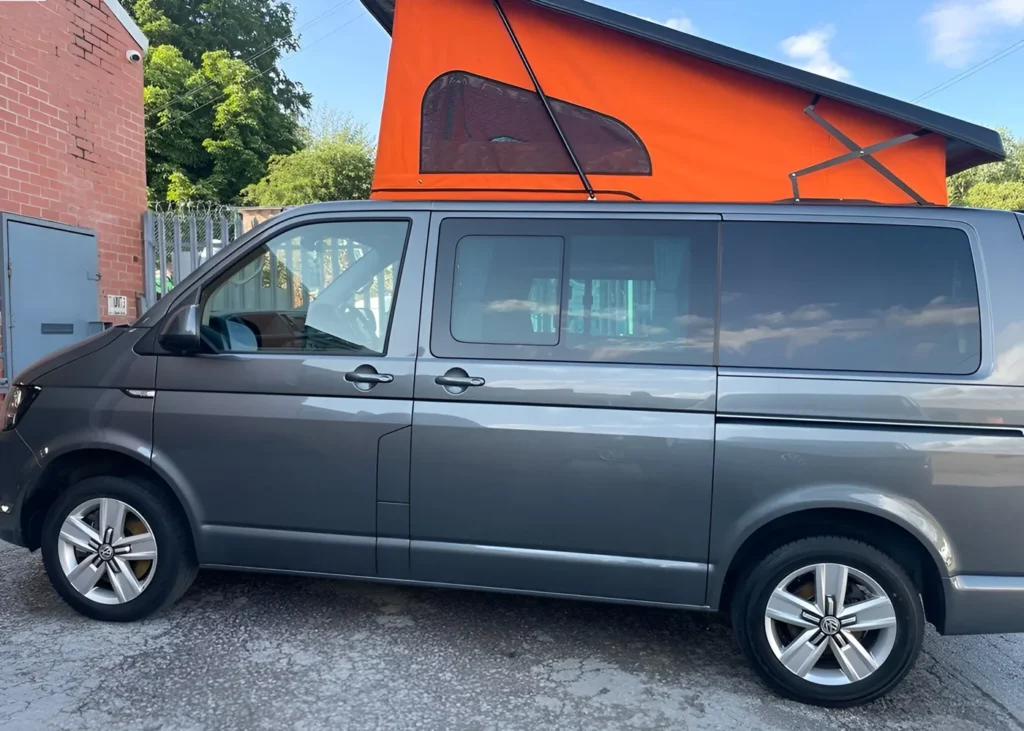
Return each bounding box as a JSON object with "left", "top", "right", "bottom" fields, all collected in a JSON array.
[{"left": 361, "top": 0, "right": 1004, "bottom": 204}]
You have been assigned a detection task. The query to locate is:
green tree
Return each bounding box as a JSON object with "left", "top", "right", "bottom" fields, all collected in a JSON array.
[
  {"left": 130, "top": 0, "right": 309, "bottom": 112},
  {"left": 131, "top": 0, "right": 308, "bottom": 202},
  {"left": 145, "top": 46, "right": 303, "bottom": 202},
  {"left": 963, "top": 181, "right": 1024, "bottom": 210},
  {"left": 948, "top": 129, "right": 1024, "bottom": 209},
  {"left": 243, "top": 115, "right": 376, "bottom": 206}
]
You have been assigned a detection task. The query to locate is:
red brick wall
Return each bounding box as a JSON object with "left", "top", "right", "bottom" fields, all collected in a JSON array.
[{"left": 0, "top": 0, "right": 146, "bottom": 322}]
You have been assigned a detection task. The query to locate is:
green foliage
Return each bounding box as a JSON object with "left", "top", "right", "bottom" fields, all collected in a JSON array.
[
  {"left": 243, "top": 116, "right": 376, "bottom": 206},
  {"left": 144, "top": 46, "right": 302, "bottom": 203},
  {"left": 963, "top": 182, "right": 1024, "bottom": 210},
  {"left": 132, "top": 0, "right": 308, "bottom": 203},
  {"left": 130, "top": 0, "right": 309, "bottom": 112},
  {"left": 948, "top": 129, "right": 1024, "bottom": 209}
]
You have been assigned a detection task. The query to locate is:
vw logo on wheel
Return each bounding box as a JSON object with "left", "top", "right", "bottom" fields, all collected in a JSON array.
[
  {"left": 819, "top": 615, "right": 842, "bottom": 636},
  {"left": 97, "top": 544, "right": 115, "bottom": 562}
]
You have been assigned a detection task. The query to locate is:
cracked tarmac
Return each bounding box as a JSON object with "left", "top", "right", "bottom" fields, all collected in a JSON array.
[{"left": 3, "top": 540, "right": 1024, "bottom": 730}]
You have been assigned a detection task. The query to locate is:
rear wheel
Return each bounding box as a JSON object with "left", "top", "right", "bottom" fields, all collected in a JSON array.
[
  {"left": 41, "top": 475, "right": 197, "bottom": 621},
  {"left": 732, "top": 536, "right": 924, "bottom": 707}
]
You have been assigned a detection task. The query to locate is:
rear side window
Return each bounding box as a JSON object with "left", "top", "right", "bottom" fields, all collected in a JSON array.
[
  {"left": 719, "top": 222, "right": 981, "bottom": 375},
  {"left": 435, "top": 218, "right": 717, "bottom": 365}
]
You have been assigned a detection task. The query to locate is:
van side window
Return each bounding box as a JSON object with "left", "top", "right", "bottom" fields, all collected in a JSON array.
[
  {"left": 435, "top": 218, "right": 717, "bottom": 365},
  {"left": 201, "top": 220, "right": 409, "bottom": 355},
  {"left": 452, "top": 235, "right": 563, "bottom": 345},
  {"left": 563, "top": 231, "right": 716, "bottom": 363},
  {"left": 719, "top": 222, "right": 981, "bottom": 375}
]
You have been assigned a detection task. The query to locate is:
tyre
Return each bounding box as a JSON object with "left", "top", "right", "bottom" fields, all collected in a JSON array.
[
  {"left": 41, "top": 475, "right": 198, "bottom": 622},
  {"left": 731, "top": 536, "right": 924, "bottom": 707}
]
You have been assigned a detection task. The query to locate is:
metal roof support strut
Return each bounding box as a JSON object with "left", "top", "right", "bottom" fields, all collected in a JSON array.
[
  {"left": 790, "top": 95, "right": 932, "bottom": 205},
  {"left": 492, "top": 0, "right": 597, "bottom": 200}
]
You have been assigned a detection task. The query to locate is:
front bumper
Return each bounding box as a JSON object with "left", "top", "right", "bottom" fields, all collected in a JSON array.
[
  {"left": 942, "top": 575, "right": 1024, "bottom": 635},
  {"left": 0, "top": 429, "right": 40, "bottom": 547}
]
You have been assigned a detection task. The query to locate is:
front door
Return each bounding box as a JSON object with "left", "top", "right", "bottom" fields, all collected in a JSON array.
[
  {"left": 409, "top": 214, "right": 720, "bottom": 605},
  {"left": 154, "top": 212, "right": 427, "bottom": 576}
]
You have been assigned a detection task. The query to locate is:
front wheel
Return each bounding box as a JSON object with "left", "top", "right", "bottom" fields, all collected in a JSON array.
[
  {"left": 732, "top": 536, "right": 924, "bottom": 707},
  {"left": 41, "top": 475, "right": 197, "bottom": 621}
]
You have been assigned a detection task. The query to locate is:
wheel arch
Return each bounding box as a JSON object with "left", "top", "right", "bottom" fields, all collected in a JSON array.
[
  {"left": 20, "top": 446, "right": 200, "bottom": 552},
  {"left": 712, "top": 502, "right": 950, "bottom": 632}
]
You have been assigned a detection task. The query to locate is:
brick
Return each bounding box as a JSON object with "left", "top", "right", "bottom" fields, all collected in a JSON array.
[
  {"left": 14, "top": 116, "right": 39, "bottom": 133},
  {"left": 18, "top": 93, "right": 40, "bottom": 112},
  {"left": 4, "top": 76, "right": 28, "bottom": 96},
  {"left": 7, "top": 55, "right": 29, "bottom": 73},
  {"left": 7, "top": 99, "right": 28, "bottom": 118},
  {"left": 37, "top": 100, "right": 59, "bottom": 119}
]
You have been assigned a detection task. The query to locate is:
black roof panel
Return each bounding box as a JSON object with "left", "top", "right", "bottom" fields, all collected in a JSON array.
[{"left": 361, "top": 0, "right": 1004, "bottom": 174}]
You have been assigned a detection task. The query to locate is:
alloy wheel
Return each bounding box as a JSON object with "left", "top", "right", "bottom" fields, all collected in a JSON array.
[
  {"left": 764, "top": 562, "right": 898, "bottom": 685},
  {"left": 56, "top": 498, "right": 159, "bottom": 605}
]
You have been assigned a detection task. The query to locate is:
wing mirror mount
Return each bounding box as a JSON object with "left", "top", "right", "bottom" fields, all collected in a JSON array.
[{"left": 158, "top": 304, "right": 201, "bottom": 354}]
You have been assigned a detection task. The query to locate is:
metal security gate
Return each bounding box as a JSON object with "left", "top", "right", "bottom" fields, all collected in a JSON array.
[
  {"left": 143, "top": 203, "right": 244, "bottom": 306},
  {"left": 0, "top": 214, "right": 102, "bottom": 382},
  {"left": 206, "top": 235, "right": 391, "bottom": 322}
]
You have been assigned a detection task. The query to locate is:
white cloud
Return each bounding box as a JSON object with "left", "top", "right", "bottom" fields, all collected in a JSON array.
[
  {"left": 628, "top": 12, "right": 698, "bottom": 35},
  {"left": 922, "top": 0, "right": 1024, "bottom": 67},
  {"left": 779, "top": 25, "right": 851, "bottom": 81},
  {"left": 662, "top": 16, "right": 697, "bottom": 34}
]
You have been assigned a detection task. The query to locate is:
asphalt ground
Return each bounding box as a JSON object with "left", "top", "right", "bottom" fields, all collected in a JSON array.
[{"left": 2, "top": 539, "right": 1024, "bottom": 730}]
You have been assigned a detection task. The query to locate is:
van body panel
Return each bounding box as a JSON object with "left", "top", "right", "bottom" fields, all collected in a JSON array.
[
  {"left": 412, "top": 360, "right": 716, "bottom": 413},
  {"left": 5, "top": 201, "right": 1024, "bottom": 638},
  {"left": 409, "top": 539, "right": 708, "bottom": 605},
  {"left": 409, "top": 399, "right": 714, "bottom": 603},
  {"left": 151, "top": 211, "right": 430, "bottom": 578},
  {"left": 717, "top": 374, "right": 1024, "bottom": 428},
  {"left": 405, "top": 210, "right": 718, "bottom": 605},
  {"left": 16, "top": 326, "right": 155, "bottom": 391}
]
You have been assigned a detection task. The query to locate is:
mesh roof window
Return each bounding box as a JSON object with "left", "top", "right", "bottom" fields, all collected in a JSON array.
[{"left": 421, "top": 71, "right": 651, "bottom": 175}]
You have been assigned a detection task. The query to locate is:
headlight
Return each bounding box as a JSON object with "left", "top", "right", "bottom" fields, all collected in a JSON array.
[{"left": 2, "top": 385, "right": 40, "bottom": 431}]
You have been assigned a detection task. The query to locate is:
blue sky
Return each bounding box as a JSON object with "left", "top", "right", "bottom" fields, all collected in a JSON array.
[{"left": 280, "top": 0, "right": 1024, "bottom": 139}]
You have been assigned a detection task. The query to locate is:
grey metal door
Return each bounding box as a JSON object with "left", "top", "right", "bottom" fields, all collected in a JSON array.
[
  {"left": 409, "top": 214, "right": 720, "bottom": 606},
  {"left": 1, "top": 215, "right": 100, "bottom": 378},
  {"left": 152, "top": 212, "right": 429, "bottom": 577}
]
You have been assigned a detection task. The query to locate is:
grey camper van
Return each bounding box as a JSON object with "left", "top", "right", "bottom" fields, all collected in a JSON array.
[{"left": 2, "top": 200, "right": 1024, "bottom": 707}]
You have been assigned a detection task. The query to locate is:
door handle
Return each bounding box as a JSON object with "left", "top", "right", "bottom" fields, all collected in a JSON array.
[
  {"left": 435, "top": 369, "right": 486, "bottom": 393},
  {"left": 346, "top": 372, "right": 394, "bottom": 385},
  {"left": 435, "top": 374, "right": 485, "bottom": 388},
  {"left": 345, "top": 365, "right": 394, "bottom": 391}
]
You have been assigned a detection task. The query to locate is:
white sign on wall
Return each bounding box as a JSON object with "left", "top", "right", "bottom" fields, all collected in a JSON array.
[{"left": 106, "top": 294, "right": 128, "bottom": 316}]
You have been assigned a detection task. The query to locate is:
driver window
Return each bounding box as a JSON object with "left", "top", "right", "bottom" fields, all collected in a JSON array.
[{"left": 201, "top": 220, "right": 409, "bottom": 355}]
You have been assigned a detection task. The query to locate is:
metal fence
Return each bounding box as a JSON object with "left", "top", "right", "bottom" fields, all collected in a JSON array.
[
  {"left": 143, "top": 202, "right": 245, "bottom": 307},
  {"left": 206, "top": 235, "right": 392, "bottom": 325}
]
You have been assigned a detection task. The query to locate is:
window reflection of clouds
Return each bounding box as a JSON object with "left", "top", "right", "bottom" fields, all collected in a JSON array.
[
  {"left": 719, "top": 222, "right": 981, "bottom": 374},
  {"left": 721, "top": 298, "right": 980, "bottom": 357}
]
